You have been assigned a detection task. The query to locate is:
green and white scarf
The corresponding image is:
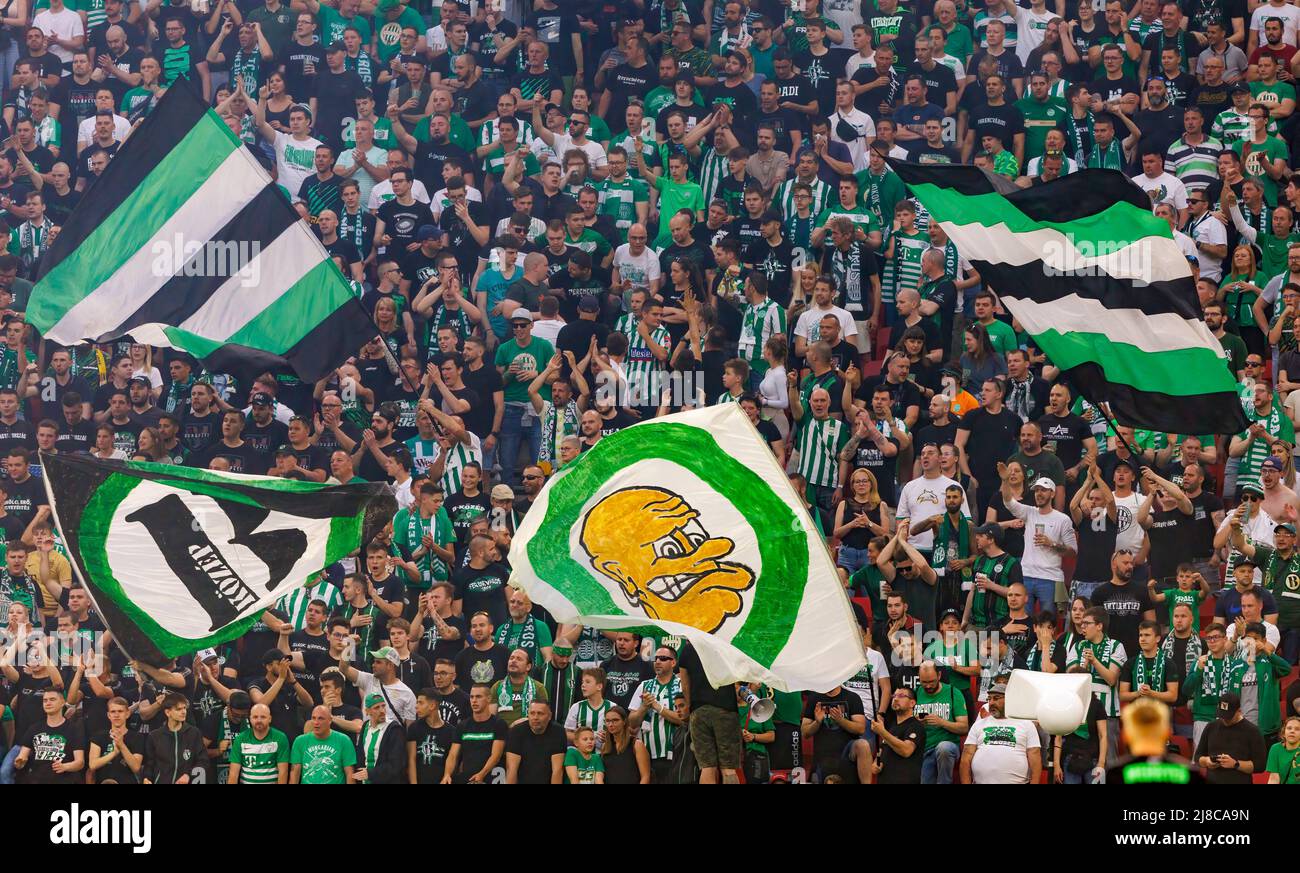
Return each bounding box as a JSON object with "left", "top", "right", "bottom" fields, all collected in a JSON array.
[
  {"left": 932, "top": 512, "right": 972, "bottom": 585},
  {"left": 17, "top": 218, "right": 53, "bottom": 268},
  {"left": 538, "top": 399, "right": 579, "bottom": 464},
  {"left": 495, "top": 675, "right": 537, "bottom": 712},
  {"left": 361, "top": 718, "right": 392, "bottom": 775},
  {"left": 1086, "top": 138, "right": 1123, "bottom": 170},
  {"left": 495, "top": 615, "right": 538, "bottom": 655},
  {"left": 1131, "top": 650, "right": 1168, "bottom": 691}
]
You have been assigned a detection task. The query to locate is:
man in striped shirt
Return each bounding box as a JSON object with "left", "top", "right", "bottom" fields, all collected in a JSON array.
[
  {"left": 791, "top": 379, "right": 850, "bottom": 511},
  {"left": 628, "top": 645, "right": 686, "bottom": 783},
  {"left": 277, "top": 572, "right": 343, "bottom": 631},
  {"left": 1165, "top": 106, "right": 1223, "bottom": 193},
  {"left": 625, "top": 298, "right": 671, "bottom": 413},
  {"left": 775, "top": 151, "right": 831, "bottom": 219},
  {"left": 737, "top": 274, "right": 786, "bottom": 388},
  {"left": 421, "top": 399, "right": 483, "bottom": 494}
]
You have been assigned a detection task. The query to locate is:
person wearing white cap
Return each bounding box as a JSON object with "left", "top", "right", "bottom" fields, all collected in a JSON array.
[{"left": 998, "top": 465, "right": 1077, "bottom": 615}]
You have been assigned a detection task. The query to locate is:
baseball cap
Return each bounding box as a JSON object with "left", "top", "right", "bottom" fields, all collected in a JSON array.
[
  {"left": 370, "top": 646, "right": 401, "bottom": 666},
  {"left": 364, "top": 693, "right": 385, "bottom": 709},
  {"left": 325, "top": 41, "right": 346, "bottom": 53},
  {"left": 128, "top": 373, "right": 151, "bottom": 385},
  {"left": 491, "top": 484, "right": 515, "bottom": 501},
  {"left": 262, "top": 648, "right": 290, "bottom": 665},
  {"left": 988, "top": 682, "right": 1008, "bottom": 695},
  {"left": 973, "top": 522, "right": 1003, "bottom": 543},
  {"left": 939, "top": 607, "right": 962, "bottom": 623},
  {"left": 1235, "top": 555, "right": 1257, "bottom": 569},
  {"left": 275, "top": 444, "right": 295, "bottom": 457},
  {"left": 1278, "top": 522, "right": 1297, "bottom": 535},
  {"left": 1031, "top": 477, "right": 1056, "bottom": 490},
  {"left": 1217, "top": 692, "right": 1241, "bottom": 720},
  {"left": 1240, "top": 479, "right": 1265, "bottom": 496},
  {"left": 416, "top": 224, "right": 440, "bottom": 242},
  {"left": 510, "top": 309, "right": 533, "bottom": 323},
  {"left": 197, "top": 648, "right": 218, "bottom": 662},
  {"left": 1230, "top": 81, "right": 1250, "bottom": 94},
  {"left": 227, "top": 690, "right": 252, "bottom": 710},
  {"left": 578, "top": 295, "right": 600, "bottom": 313},
  {"left": 1261, "top": 456, "right": 1284, "bottom": 472},
  {"left": 251, "top": 391, "right": 274, "bottom": 406}
]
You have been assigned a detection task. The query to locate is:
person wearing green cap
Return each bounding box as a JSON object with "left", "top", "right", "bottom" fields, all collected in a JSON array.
[{"left": 356, "top": 694, "right": 406, "bottom": 784}]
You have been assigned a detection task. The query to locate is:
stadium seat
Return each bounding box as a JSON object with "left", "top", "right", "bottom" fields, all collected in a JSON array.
[
  {"left": 1169, "top": 735, "right": 1192, "bottom": 759},
  {"left": 874, "top": 327, "right": 890, "bottom": 360}
]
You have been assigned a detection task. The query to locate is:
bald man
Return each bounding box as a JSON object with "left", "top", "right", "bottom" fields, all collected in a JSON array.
[
  {"left": 227, "top": 703, "right": 291, "bottom": 784},
  {"left": 501, "top": 251, "right": 550, "bottom": 319}
]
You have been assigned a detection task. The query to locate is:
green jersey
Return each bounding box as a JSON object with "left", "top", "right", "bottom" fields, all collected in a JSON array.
[
  {"left": 596, "top": 176, "right": 649, "bottom": 240},
  {"left": 884, "top": 228, "right": 928, "bottom": 306},
  {"left": 913, "top": 681, "right": 968, "bottom": 750},
  {"left": 1236, "top": 398, "right": 1294, "bottom": 485},
  {"left": 1184, "top": 654, "right": 1246, "bottom": 721},
  {"left": 980, "top": 318, "right": 1019, "bottom": 357},
  {"left": 482, "top": 145, "right": 539, "bottom": 179},
  {"left": 1266, "top": 742, "right": 1300, "bottom": 783},
  {"left": 231, "top": 727, "right": 290, "bottom": 784},
  {"left": 651, "top": 174, "right": 705, "bottom": 249},
  {"left": 1254, "top": 543, "right": 1300, "bottom": 629},
  {"left": 1233, "top": 135, "right": 1290, "bottom": 205},
  {"left": 775, "top": 175, "right": 831, "bottom": 220},
  {"left": 495, "top": 337, "right": 554, "bottom": 403},
  {"left": 564, "top": 746, "right": 604, "bottom": 783},
  {"left": 737, "top": 298, "right": 785, "bottom": 377},
  {"left": 795, "top": 415, "right": 849, "bottom": 488},
  {"left": 318, "top": 4, "right": 371, "bottom": 44},
  {"left": 970, "top": 552, "right": 1020, "bottom": 627},
  {"left": 373, "top": 6, "right": 424, "bottom": 63},
  {"left": 1157, "top": 587, "right": 1205, "bottom": 632},
  {"left": 290, "top": 729, "right": 356, "bottom": 783},
  {"left": 1015, "top": 96, "right": 1067, "bottom": 162}
]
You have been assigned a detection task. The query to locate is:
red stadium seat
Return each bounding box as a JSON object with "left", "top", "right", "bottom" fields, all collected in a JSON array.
[
  {"left": 852, "top": 596, "right": 873, "bottom": 622},
  {"left": 860, "top": 359, "right": 883, "bottom": 379},
  {"left": 874, "top": 327, "right": 891, "bottom": 360},
  {"left": 1169, "top": 735, "right": 1192, "bottom": 759}
]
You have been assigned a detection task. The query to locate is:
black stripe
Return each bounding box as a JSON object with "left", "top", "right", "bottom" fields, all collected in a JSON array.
[
  {"left": 113, "top": 185, "right": 299, "bottom": 335},
  {"left": 1064, "top": 362, "right": 1249, "bottom": 435},
  {"left": 36, "top": 83, "right": 211, "bottom": 280},
  {"left": 196, "top": 296, "right": 380, "bottom": 385},
  {"left": 968, "top": 259, "right": 1203, "bottom": 320},
  {"left": 888, "top": 161, "right": 1152, "bottom": 223}
]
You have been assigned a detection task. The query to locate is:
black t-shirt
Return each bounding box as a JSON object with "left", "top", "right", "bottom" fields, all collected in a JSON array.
[
  {"left": 437, "top": 686, "right": 471, "bottom": 727},
  {"left": 859, "top": 376, "right": 922, "bottom": 424},
  {"left": 678, "top": 640, "right": 737, "bottom": 711},
  {"left": 1184, "top": 491, "right": 1223, "bottom": 560},
  {"left": 18, "top": 718, "right": 86, "bottom": 785},
  {"left": 1036, "top": 412, "right": 1092, "bottom": 472},
  {"left": 89, "top": 728, "right": 142, "bottom": 784},
  {"left": 454, "top": 643, "right": 510, "bottom": 691},
  {"left": 966, "top": 100, "right": 1026, "bottom": 152},
  {"left": 1147, "top": 505, "right": 1196, "bottom": 584},
  {"left": 290, "top": 628, "right": 332, "bottom": 702},
  {"left": 180, "top": 409, "right": 221, "bottom": 454},
  {"left": 957, "top": 406, "right": 1022, "bottom": 485},
  {"left": 0, "top": 418, "right": 35, "bottom": 454},
  {"left": 803, "top": 688, "right": 866, "bottom": 768},
  {"left": 848, "top": 423, "right": 900, "bottom": 506},
  {"left": 195, "top": 439, "right": 269, "bottom": 475},
  {"left": 1091, "top": 72, "right": 1140, "bottom": 106},
  {"left": 504, "top": 720, "right": 567, "bottom": 784},
  {"left": 407, "top": 718, "right": 457, "bottom": 783},
  {"left": 452, "top": 714, "right": 507, "bottom": 781},
  {"left": 242, "top": 417, "right": 289, "bottom": 457},
  {"left": 3, "top": 474, "right": 46, "bottom": 523},
  {"left": 1091, "top": 581, "right": 1154, "bottom": 659},
  {"left": 453, "top": 561, "right": 510, "bottom": 627},
  {"left": 605, "top": 61, "right": 654, "bottom": 129},
  {"left": 277, "top": 41, "right": 323, "bottom": 102},
  {"left": 1059, "top": 693, "right": 1109, "bottom": 762},
  {"left": 460, "top": 364, "right": 502, "bottom": 439},
  {"left": 444, "top": 490, "right": 492, "bottom": 545},
  {"left": 356, "top": 438, "right": 403, "bottom": 483},
  {"left": 376, "top": 197, "right": 434, "bottom": 253},
  {"left": 876, "top": 713, "right": 925, "bottom": 784},
  {"left": 993, "top": 612, "right": 1034, "bottom": 667},
  {"left": 54, "top": 419, "right": 96, "bottom": 454},
  {"left": 416, "top": 612, "right": 468, "bottom": 665},
  {"left": 1074, "top": 508, "right": 1120, "bottom": 581},
  {"left": 600, "top": 654, "right": 655, "bottom": 710}
]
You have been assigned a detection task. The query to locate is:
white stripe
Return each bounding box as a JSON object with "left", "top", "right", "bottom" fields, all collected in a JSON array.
[
  {"left": 1002, "top": 293, "right": 1227, "bottom": 358},
  {"left": 935, "top": 219, "right": 1193, "bottom": 285},
  {"left": 47, "top": 147, "right": 271, "bottom": 343},
  {"left": 174, "top": 221, "right": 326, "bottom": 341}
]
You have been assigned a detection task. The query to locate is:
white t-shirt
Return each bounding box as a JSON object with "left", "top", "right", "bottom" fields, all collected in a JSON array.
[
  {"left": 353, "top": 670, "right": 417, "bottom": 726},
  {"left": 274, "top": 131, "right": 323, "bottom": 201},
  {"left": 1113, "top": 489, "right": 1145, "bottom": 554},
  {"left": 1129, "top": 171, "right": 1188, "bottom": 210},
  {"left": 1251, "top": 3, "right": 1300, "bottom": 48},
  {"left": 1226, "top": 618, "right": 1282, "bottom": 653},
  {"left": 550, "top": 132, "right": 607, "bottom": 171},
  {"left": 33, "top": 8, "right": 85, "bottom": 65},
  {"left": 1187, "top": 211, "right": 1229, "bottom": 281},
  {"left": 843, "top": 647, "right": 890, "bottom": 721},
  {"left": 828, "top": 108, "right": 875, "bottom": 171},
  {"left": 1015, "top": 7, "right": 1056, "bottom": 63},
  {"left": 613, "top": 244, "right": 661, "bottom": 289},
  {"left": 77, "top": 115, "right": 131, "bottom": 147},
  {"left": 965, "top": 714, "right": 1041, "bottom": 784},
  {"left": 531, "top": 317, "right": 564, "bottom": 346},
  {"left": 896, "top": 473, "right": 972, "bottom": 550},
  {"left": 1004, "top": 500, "right": 1077, "bottom": 581},
  {"left": 793, "top": 303, "right": 858, "bottom": 344},
  {"left": 367, "top": 177, "right": 431, "bottom": 211},
  {"left": 430, "top": 185, "right": 483, "bottom": 220}
]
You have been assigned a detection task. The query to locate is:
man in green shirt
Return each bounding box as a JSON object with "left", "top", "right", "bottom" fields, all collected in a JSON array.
[
  {"left": 972, "top": 290, "right": 1018, "bottom": 356},
  {"left": 1229, "top": 380, "right": 1295, "bottom": 491},
  {"left": 245, "top": 0, "right": 297, "bottom": 56},
  {"left": 812, "top": 174, "right": 882, "bottom": 250},
  {"left": 229, "top": 703, "right": 291, "bottom": 784},
  {"left": 372, "top": 0, "right": 424, "bottom": 65},
  {"left": 636, "top": 147, "right": 704, "bottom": 250},
  {"left": 290, "top": 705, "right": 356, "bottom": 783},
  {"left": 914, "top": 662, "right": 969, "bottom": 784},
  {"left": 1232, "top": 104, "right": 1291, "bottom": 207},
  {"left": 1230, "top": 520, "right": 1300, "bottom": 664},
  {"left": 1015, "top": 72, "right": 1067, "bottom": 164}
]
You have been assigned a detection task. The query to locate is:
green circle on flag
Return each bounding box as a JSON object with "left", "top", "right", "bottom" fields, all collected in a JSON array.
[{"left": 527, "top": 421, "right": 808, "bottom": 666}]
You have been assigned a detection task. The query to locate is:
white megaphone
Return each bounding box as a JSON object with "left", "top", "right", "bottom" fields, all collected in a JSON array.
[
  {"left": 741, "top": 687, "right": 776, "bottom": 723},
  {"left": 1005, "top": 669, "right": 1091, "bottom": 735}
]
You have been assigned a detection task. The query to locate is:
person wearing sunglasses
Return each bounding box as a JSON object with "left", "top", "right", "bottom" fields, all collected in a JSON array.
[{"left": 1183, "top": 190, "right": 1228, "bottom": 282}]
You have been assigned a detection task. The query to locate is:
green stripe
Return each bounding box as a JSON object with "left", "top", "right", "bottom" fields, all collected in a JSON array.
[
  {"left": 163, "top": 258, "right": 347, "bottom": 356},
  {"left": 908, "top": 181, "right": 1174, "bottom": 249},
  {"left": 1034, "top": 329, "right": 1231, "bottom": 396},
  {"left": 29, "top": 113, "right": 241, "bottom": 332}
]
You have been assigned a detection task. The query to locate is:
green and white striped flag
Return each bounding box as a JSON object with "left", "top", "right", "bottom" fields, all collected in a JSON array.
[
  {"left": 41, "top": 452, "right": 395, "bottom": 665},
  {"left": 891, "top": 162, "right": 1250, "bottom": 435},
  {"left": 508, "top": 404, "right": 865, "bottom": 692},
  {"left": 28, "top": 83, "right": 376, "bottom": 381}
]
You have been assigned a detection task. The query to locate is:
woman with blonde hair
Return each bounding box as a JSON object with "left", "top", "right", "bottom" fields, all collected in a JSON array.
[
  {"left": 833, "top": 466, "right": 892, "bottom": 575},
  {"left": 128, "top": 343, "right": 162, "bottom": 401}
]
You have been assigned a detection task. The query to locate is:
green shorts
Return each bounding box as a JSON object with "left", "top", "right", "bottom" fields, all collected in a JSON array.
[{"left": 690, "top": 704, "right": 742, "bottom": 769}]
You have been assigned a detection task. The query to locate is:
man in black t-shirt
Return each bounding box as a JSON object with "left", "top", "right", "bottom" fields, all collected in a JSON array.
[
  {"left": 873, "top": 685, "right": 925, "bottom": 785},
  {"left": 678, "top": 640, "right": 741, "bottom": 783},
  {"left": 445, "top": 684, "right": 507, "bottom": 783},
  {"left": 88, "top": 696, "right": 143, "bottom": 784},
  {"left": 408, "top": 688, "right": 457, "bottom": 783},
  {"left": 802, "top": 684, "right": 870, "bottom": 782},
  {"left": 14, "top": 688, "right": 85, "bottom": 785},
  {"left": 504, "top": 699, "right": 567, "bottom": 784}
]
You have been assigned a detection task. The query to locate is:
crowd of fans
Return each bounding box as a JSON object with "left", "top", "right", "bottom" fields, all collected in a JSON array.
[{"left": 0, "top": 0, "right": 1297, "bottom": 785}]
